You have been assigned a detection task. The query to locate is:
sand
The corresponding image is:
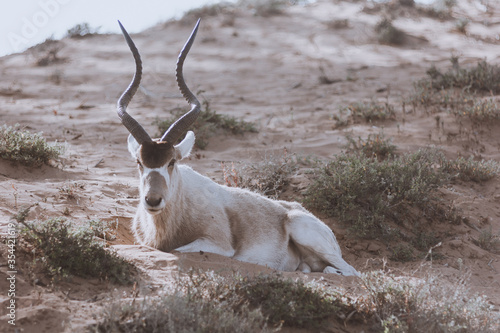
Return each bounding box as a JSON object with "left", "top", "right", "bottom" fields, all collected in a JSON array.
[{"left": 1, "top": 0, "right": 500, "bottom": 331}]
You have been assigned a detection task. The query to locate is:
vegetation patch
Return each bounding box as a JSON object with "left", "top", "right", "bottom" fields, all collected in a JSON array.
[
  {"left": 426, "top": 58, "right": 500, "bottom": 94},
  {"left": 0, "top": 124, "right": 63, "bottom": 167},
  {"left": 358, "top": 270, "right": 499, "bottom": 332},
  {"left": 340, "top": 101, "right": 396, "bottom": 123},
  {"left": 155, "top": 100, "right": 257, "bottom": 149},
  {"left": 346, "top": 132, "right": 396, "bottom": 160},
  {"left": 304, "top": 148, "right": 447, "bottom": 240},
  {"left": 375, "top": 18, "right": 405, "bottom": 45},
  {"left": 224, "top": 149, "right": 300, "bottom": 198},
  {"left": 94, "top": 271, "right": 354, "bottom": 332},
  {"left": 440, "top": 155, "right": 500, "bottom": 182},
  {"left": 66, "top": 23, "right": 100, "bottom": 39},
  {"left": 18, "top": 211, "right": 133, "bottom": 284},
  {"left": 94, "top": 269, "right": 499, "bottom": 332}
]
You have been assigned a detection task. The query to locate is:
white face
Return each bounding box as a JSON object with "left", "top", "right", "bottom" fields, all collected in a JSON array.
[{"left": 128, "top": 131, "right": 195, "bottom": 215}]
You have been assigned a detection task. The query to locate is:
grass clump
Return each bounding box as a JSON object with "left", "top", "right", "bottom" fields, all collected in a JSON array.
[
  {"left": 426, "top": 58, "right": 500, "bottom": 94},
  {"left": 346, "top": 132, "right": 396, "bottom": 159},
  {"left": 19, "top": 216, "right": 133, "bottom": 284},
  {"left": 475, "top": 227, "right": 500, "bottom": 253},
  {"left": 453, "top": 98, "right": 500, "bottom": 121},
  {"left": 304, "top": 148, "right": 447, "bottom": 239},
  {"left": 225, "top": 149, "right": 299, "bottom": 198},
  {"left": 155, "top": 100, "right": 257, "bottom": 149},
  {"left": 440, "top": 156, "right": 500, "bottom": 182},
  {"left": 66, "top": 23, "right": 99, "bottom": 38},
  {"left": 359, "top": 270, "right": 499, "bottom": 332},
  {"left": 341, "top": 101, "right": 396, "bottom": 123},
  {"left": 95, "top": 271, "right": 353, "bottom": 332},
  {"left": 233, "top": 274, "right": 346, "bottom": 328},
  {"left": 0, "top": 124, "right": 63, "bottom": 167},
  {"left": 375, "top": 18, "right": 405, "bottom": 45}
]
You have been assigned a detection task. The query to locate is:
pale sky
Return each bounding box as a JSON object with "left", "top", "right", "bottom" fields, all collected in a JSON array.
[
  {"left": 0, "top": 0, "right": 234, "bottom": 56},
  {"left": 0, "top": 0, "right": 442, "bottom": 56}
]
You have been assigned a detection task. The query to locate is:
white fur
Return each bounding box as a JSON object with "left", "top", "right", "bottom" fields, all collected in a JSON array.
[{"left": 127, "top": 132, "right": 359, "bottom": 276}]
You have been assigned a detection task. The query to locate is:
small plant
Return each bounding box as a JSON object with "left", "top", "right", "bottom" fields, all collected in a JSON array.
[
  {"left": 66, "top": 23, "right": 99, "bottom": 38},
  {"left": 58, "top": 182, "right": 84, "bottom": 200},
  {"left": 341, "top": 101, "right": 396, "bottom": 123},
  {"left": 375, "top": 18, "right": 405, "bottom": 45},
  {"left": 230, "top": 149, "right": 298, "bottom": 198},
  {"left": 453, "top": 98, "right": 500, "bottom": 122},
  {"left": 155, "top": 100, "right": 257, "bottom": 149},
  {"left": 346, "top": 132, "right": 396, "bottom": 159},
  {"left": 0, "top": 124, "right": 63, "bottom": 167},
  {"left": 455, "top": 17, "right": 469, "bottom": 34},
  {"left": 390, "top": 244, "right": 414, "bottom": 262},
  {"left": 240, "top": 0, "right": 288, "bottom": 17},
  {"left": 19, "top": 216, "right": 133, "bottom": 284},
  {"left": 440, "top": 156, "right": 500, "bottom": 182},
  {"left": 475, "top": 227, "right": 500, "bottom": 253}
]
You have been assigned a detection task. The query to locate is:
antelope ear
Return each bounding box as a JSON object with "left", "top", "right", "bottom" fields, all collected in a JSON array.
[
  {"left": 127, "top": 134, "right": 140, "bottom": 159},
  {"left": 174, "top": 131, "right": 195, "bottom": 160}
]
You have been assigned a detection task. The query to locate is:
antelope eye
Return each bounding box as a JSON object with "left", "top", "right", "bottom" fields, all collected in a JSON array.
[{"left": 168, "top": 159, "right": 176, "bottom": 168}]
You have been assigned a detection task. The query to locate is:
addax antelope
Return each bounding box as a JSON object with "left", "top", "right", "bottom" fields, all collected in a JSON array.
[{"left": 116, "top": 19, "right": 359, "bottom": 276}]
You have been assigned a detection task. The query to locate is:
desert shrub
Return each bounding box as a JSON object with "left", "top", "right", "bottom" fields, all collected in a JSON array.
[
  {"left": 341, "top": 101, "right": 396, "bottom": 123},
  {"left": 390, "top": 244, "right": 414, "bottom": 262},
  {"left": 304, "top": 148, "right": 447, "bottom": 239},
  {"left": 455, "top": 17, "right": 469, "bottom": 34},
  {"left": 66, "top": 23, "right": 99, "bottom": 38},
  {"left": 375, "top": 18, "right": 405, "bottom": 45},
  {"left": 19, "top": 217, "right": 133, "bottom": 284},
  {"left": 440, "top": 156, "right": 500, "bottom": 182},
  {"left": 475, "top": 227, "right": 500, "bottom": 253},
  {"left": 426, "top": 59, "right": 500, "bottom": 94},
  {"left": 240, "top": 0, "right": 288, "bottom": 17},
  {"left": 359, "top": 270, "right": 499, "bottom": 332},
  {"left": 346, "top": 132, "right": 396, "bottom": 159},
  {"left": 233, "top": 274, "right": 347, "bottom": 328},
  {"left": 452, "top": 98, "right": 500, "bottom": 121},
  {"left": 0, "top": 124, "right": 63, "bottom": 167},
  {"left": 94, "top": 271, "right": 353, "bottom": 332},
  {"left": 226, "top": 149, "right": 299, "bottom": 198},
  {"left": 155, "top": 100, "right": 257, "bottom": 149}
]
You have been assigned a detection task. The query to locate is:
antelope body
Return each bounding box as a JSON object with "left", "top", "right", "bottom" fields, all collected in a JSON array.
[{"left": 117, "top": 20, "right": 359, "bottom": 276}]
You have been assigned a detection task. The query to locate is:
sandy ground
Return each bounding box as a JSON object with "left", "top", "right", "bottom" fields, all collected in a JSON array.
[{"left": 1, "top": 0, "right": 500, "bottom": 331}]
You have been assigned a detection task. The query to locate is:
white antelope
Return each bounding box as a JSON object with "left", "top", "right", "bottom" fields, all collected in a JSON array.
[{"left": 117, "top": 20, "right": 359, "bottom": 276}]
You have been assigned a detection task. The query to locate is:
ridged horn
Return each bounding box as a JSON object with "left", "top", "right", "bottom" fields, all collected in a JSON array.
[
  {"left": 160, "top": 19, "right": 201, "bottom": 144},
  {"left": 117, "top": 20, "right": 152, "bottom": 145}
]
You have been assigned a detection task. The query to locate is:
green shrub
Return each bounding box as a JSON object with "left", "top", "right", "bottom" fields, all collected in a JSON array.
[
  {"left": 304, "top": 149, "right": 447, "bottom": 239},
  {"left": 19, "top": 217, "right": 133, "bottom": 284},
  {"left": 155, "top": 100, "right": 257, "bottom": 149},
  {"left": 227, "top": 149, "right": 299, "bottom": 198},
  {"left": 346, "top": 132, "right": 396, "bottom": 159},
  {"left": 360, "top": 270, "right": 499, "bottom": 332},
  {"left": 94, "top": 271, "right": 353, "bottom": 331},
  {"left": 440, "top": 155, "right": 500, "bottom": 182},
  {"left": 0, "top": 124, "right": 63, "bottom": 166},
  {"left": 426, "top": 59, "right": 500, "bottom": 94},
  {"left": 341, "top": 101, "right": 396, "bottom": 123}
]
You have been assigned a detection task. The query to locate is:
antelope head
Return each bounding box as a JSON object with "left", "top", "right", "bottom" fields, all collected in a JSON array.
[{"left": 117, "top": 20, "right": 201, "bottom": 215}]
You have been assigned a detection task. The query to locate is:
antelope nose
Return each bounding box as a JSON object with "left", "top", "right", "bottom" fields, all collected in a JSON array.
[{"left": 145, "top": 195, "right": 162, "bottom": 207}]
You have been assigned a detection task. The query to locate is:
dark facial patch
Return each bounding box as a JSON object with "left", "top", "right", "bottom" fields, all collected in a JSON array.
[{"left": 139, "top": 141, "right": 175, "bottom": 168}]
